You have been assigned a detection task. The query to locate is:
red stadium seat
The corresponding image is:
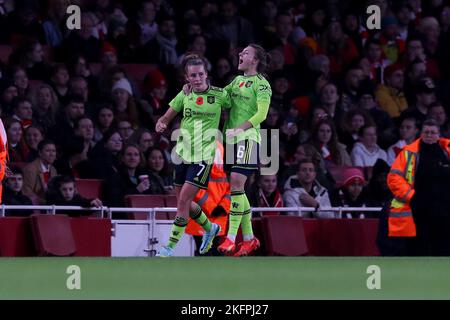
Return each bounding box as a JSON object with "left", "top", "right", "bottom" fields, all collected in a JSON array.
[
  {"left": 122, "top": 63, "right": 156, "bottom": 84},
  {"left": 327, "top": 166, "right": 346, "bottom": 188},
  {"left": 164, "top": 195, "right": 177, "bottom": 219},
  {"left": 89, "top": 63, "right": 102, "bottom": 76},
  {"left": 8, "top": 162, "right": 28, "bottom": 170},
  {"left": 75, "top": 179, "right": 103, "bottom": 200},
  {"left": 30, "top": 214, "right": 76, "bottom": 256},
  {"left": 0, "top": 45, "right": 13, "bottom": 63},
  {"left": 261, "top": 216, "right": 308, "bottom": 256},
  {"left": 125, "top": 195, "right": 168, "bottom": 220}
]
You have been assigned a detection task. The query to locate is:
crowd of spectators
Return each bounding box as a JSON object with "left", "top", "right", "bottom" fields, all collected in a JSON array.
[{"left": 1, "top": 0, "right": 450, "bottom": 218}]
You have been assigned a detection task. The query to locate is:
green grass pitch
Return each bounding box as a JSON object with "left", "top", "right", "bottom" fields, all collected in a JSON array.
[{"left": 1, "top": 257, "right": 450, "bottom": 300}]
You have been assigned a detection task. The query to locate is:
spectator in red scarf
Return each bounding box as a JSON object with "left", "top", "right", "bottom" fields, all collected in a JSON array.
[
  {"left": 11, "top": 97, "right": 33, "bottom": 130},
  {"left": 6, "top": 118, "right": 30, "bottom": 163},
  {"left": 311, "top": 119, "right": 352, "bottom": 169}
]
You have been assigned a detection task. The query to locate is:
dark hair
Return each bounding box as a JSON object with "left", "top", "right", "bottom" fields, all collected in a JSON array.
[
  {"left": 95, "top": 105, "right": 116, "bottom": 128},
  {"left": 12, "top": 96, "right": 32, "bottom": 110},
  {"left": 248, "top": 43, "right": 271, "bottom": 74},
  {"left": 65, "top": 94, "right": 85, "bottom": 106},
  {"left": 182, "top": 53, "right": 209, "bottom": 74},
  {"left": 69, "top": 76, "right": 87, "bottom": 89},
  {"left": 74, "top": 116, "right": 93, "bottom": 130},
  {"left": 50, "top": 63, "right": 68, "bottom": 77},
  {"left": 145, "top": 146, "right": 169, "bottom": 175},
  {"left": 428, "top": 101, "right": 445, "bottom": 111},
  {"left": 340, "top": 109, "right": 375, "bottom": 134},
  {"left": 25, "top": 124, "right": 45, "bottom": 136},
  {"left": 364, "top": 38, "right": 381, "bottom": 51},
  {"left": 37, "top": 139, "right": 55, "bottom": 152},
  {"left": 358, "top": 124, "right": 377, "bottom": 137},
  {"left": 121, "top": 143, "right": 145, "bottom": 167},
  {"left": 311, "top": 119, "right": 343, "bottom": 166},
  {"left": 58, "top": 175, "right": 76, "bottom": 186},
  {"left": 298, "top": 158, "right": 316, "bottom": 169},
  {"left": 401, "top": 116, "right": 418, "bottom": 128},
  {"left": 6, "top": 166, "right": 23, "bottom": 177},
  {"left": 422, "top": 118, "right": 440, "bottom": 129}
]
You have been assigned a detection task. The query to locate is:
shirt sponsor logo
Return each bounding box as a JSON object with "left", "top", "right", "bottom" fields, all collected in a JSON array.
[{"left": 184, "top": 108, "right": 216, "bottom": 118}]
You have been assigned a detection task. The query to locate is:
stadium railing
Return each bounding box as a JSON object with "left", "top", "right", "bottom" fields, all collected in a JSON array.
[{"left": 0, "top": 205, "right": 383, "bottom": 218}]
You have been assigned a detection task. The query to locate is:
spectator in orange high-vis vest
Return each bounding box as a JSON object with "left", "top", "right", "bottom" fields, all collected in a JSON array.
[
  {"left": 0, "top": 118, "right": 8, "bottom": 203},
  {"left": 387, "top": 119, "right": 450, "bottom": 255},
  {"left": 185, "top": 141, "right": 231, "bottom": 255}
]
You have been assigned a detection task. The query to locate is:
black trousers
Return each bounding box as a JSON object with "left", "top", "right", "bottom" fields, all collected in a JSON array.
[{"left": 407, "top": 214, "right": 450, "bottom": 256}]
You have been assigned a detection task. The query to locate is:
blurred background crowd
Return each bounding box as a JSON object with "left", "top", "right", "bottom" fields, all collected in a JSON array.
[{"left": 1, "top": 0, "right": 450, "bottom": 218}]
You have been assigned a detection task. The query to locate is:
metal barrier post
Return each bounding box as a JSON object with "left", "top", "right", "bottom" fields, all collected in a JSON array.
[{"left": 1, "top": 204, "right": 5, "bottom": 217}]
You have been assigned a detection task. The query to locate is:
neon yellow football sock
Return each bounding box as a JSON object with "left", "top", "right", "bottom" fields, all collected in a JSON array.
[
  {"left": 241, "top": 193, "right": 254, "bottom": 241},
  {"left": 167, "top": 216, "right": 188, "bottom": 249}
]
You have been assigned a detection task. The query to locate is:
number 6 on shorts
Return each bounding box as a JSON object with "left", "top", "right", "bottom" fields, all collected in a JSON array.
[{"left": 236, "top": 145, "right": 245, "bottom": 159}]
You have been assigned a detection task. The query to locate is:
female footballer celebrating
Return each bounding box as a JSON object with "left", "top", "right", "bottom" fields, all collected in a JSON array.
[
  {"left": 218, "top": 44, "right": 272, "bottom": 256},
  {"left": 155, "top": 54, "right": 230, "bottom": 257}
]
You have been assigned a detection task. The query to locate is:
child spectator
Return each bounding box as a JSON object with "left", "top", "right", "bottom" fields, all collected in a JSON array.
[
  {"left": 2, "top": 167, "right": 33, "bottom": 217},
  {"left": 46, "top": 175, "right": 102, "bottom": 217},
  {"left": 330, "top": 167, "right": 372, "bottom": 218}
]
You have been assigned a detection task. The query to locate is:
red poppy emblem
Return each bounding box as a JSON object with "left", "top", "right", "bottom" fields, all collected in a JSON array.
[
  {"left": 239, "top": 82, "right": 245, "bottom": 88},
  {"left": 196, "top": 97, "right": 204, "bottom": 105}
]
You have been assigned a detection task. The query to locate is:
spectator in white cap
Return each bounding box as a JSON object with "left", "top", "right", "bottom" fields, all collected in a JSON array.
[
  {"left": 112, "top": 78, "right": 140, "bottom": 127},
  {"left": 112, "top": 78, "right": 133, "bottom": 96}
]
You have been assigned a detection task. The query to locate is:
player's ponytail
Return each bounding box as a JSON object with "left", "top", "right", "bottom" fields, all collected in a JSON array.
[{"left": 249, "top": 43, "right": 270, "bottom": 76}]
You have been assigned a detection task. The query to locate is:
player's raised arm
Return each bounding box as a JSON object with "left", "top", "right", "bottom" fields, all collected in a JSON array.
[{"left": 155, "top": 107, "right": 178, "bottom": 133}]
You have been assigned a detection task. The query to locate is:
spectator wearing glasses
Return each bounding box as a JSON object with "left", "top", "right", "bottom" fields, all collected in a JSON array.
[{"left": 117, "top": 119, "right": 135, "bottom": 144}]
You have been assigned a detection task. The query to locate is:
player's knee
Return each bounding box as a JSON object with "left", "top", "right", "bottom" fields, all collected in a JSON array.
[{"left": 178, "top": 192, "right": 195, "bottom": 206}]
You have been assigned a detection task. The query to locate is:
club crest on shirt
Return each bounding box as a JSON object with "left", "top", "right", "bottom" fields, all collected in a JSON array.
[
  {"left": 207, "top": 96, "right": 215, "bottom": 104},
  {"left": 245, "top": 81, "right": 253, "bottom": 87}
]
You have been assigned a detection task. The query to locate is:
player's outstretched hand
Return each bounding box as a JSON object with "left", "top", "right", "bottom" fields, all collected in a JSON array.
[
  {"left": 226, "top": 128, "right": 243, "bottom": 139},
  {"left": 156, "top": 119, "right": 168, "bottom": 133},
  {"left": 182, "top": 83, "right": 192, "bottom": 95}
]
